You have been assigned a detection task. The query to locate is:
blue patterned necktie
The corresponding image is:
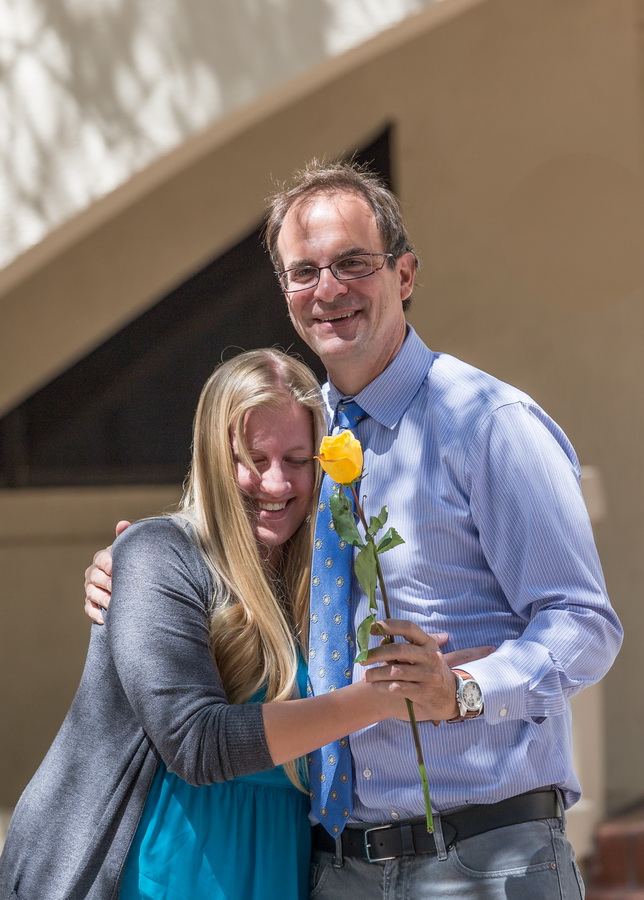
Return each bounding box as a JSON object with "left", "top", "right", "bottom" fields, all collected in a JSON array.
[{"left": 308, "top": 399, "right": 366, "bottom": 837}]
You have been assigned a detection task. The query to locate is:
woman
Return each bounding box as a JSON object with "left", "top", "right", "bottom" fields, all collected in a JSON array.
[{"left": 0, "top": 349, "right": 408, "bottom": 900}]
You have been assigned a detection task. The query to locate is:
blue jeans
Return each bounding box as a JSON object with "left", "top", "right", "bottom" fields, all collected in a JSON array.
[{"left": 310, "top": 816, "right": 584, "bottom": 899}]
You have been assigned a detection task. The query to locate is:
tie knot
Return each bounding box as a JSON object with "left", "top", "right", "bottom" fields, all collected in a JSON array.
[{"left": 335, "top": 399, "right": 365, "bottom": 432}]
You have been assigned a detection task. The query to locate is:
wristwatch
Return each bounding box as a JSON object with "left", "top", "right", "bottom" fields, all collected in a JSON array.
[{"left": 446, "top": 668, "right": 484, "bottom": 723}]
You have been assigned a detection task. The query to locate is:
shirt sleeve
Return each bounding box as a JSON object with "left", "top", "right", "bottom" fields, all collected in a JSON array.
[
  {"left": 107, "top": 517, "right": 275, "bottom": 783},
  {"left": 463, "top": 401, "right": 623, "bottom": 725}
]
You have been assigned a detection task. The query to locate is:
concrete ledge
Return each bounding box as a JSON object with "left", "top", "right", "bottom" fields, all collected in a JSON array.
[{"left": 0, "top": 485, "right": 181, "bottom": 543}]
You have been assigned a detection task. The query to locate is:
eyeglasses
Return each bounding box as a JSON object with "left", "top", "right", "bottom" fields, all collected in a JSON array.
[{"left": 276, "top": 253, "right": 394, "bottom": 293}]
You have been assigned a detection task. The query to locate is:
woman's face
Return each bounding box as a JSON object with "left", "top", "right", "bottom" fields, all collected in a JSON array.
[{"left": 233, "top": 401, "right": 316, "bottom": 561}]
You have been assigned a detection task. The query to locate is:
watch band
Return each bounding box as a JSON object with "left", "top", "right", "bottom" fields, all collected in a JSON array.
[{"left": 446, "top": 669, "right": 483, "bottom": 723}]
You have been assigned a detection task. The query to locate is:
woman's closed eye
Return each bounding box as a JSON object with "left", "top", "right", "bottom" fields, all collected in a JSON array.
[
  {"left": 246, "top": 455, "right": 312, "bottom": 471},
  {"left": 286, "top": 457, "right": 314, "bottom": 468}
]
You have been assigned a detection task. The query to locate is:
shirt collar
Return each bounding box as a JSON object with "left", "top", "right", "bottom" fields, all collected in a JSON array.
[{"left": 324, "top": 325, "right": 434, "bottom": 429}]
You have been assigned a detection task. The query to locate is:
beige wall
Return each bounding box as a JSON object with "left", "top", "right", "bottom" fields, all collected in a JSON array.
[
  {"left": 0, "top": 488, "right": 180, "bottom": 803},
  {"left": 1, "top": 0, "right": 642, "bottom": 816}
]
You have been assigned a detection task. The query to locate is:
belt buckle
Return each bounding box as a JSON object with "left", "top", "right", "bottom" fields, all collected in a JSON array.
[{"left": 364, "top": 823, "right": 396, "bottom": 862}]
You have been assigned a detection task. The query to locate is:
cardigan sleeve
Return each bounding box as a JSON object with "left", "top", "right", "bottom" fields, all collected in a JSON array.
[{"left": 108, "top": 517, "right": 275, "bottom": 785}]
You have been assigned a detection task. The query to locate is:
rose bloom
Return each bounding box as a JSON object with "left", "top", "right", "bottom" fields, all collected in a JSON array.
[{"left": 316, "top": 431, "right": 363, "bottom": 484}]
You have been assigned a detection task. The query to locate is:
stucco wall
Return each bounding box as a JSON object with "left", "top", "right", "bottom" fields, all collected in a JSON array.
[{"left": 1, "top": 0, "right": 443, "bottom": 270}]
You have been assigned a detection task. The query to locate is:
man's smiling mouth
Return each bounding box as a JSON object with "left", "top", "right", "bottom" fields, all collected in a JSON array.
[{"left": 317, "top": 311, "right": 358, "bottom": 323}]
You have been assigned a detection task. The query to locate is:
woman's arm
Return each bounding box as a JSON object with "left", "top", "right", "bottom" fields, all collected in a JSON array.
[
  {"left": 108, "top": 518, "right": 408, "bottom": 782},
  {"left": 263, "top": 680, "right": 404, "bottom": 765},
  {"left": 264, "top": 633, "right": 494, "bottom": 763}
]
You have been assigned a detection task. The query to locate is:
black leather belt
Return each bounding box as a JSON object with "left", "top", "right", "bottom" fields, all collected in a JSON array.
[{"left": 312, "top": 788, "right": 560, "bottom": 862}]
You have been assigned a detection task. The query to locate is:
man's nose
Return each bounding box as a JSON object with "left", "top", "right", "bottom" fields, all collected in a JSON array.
[{"left": 313, "top": 267, "right": 349, "bottom": 303}]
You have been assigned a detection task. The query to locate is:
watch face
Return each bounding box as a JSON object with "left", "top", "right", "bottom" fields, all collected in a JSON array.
[{"left": 462, "top": 680, "right": 483, "bottom": 710}]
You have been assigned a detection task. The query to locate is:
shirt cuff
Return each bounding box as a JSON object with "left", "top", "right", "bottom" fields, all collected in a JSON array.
[{"left": 456, "top": 639, "right": 567, "bottom": 725}]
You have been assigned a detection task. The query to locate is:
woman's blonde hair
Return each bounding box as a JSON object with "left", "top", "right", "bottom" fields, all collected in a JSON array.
[{"left": 178, "top": 349, "right": 324, "bottom": 789}]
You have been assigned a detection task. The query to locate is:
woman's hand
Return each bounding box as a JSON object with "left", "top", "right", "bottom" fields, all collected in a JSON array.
[{"left": 83, "top": 521, "right": 130, "bottom": 624}]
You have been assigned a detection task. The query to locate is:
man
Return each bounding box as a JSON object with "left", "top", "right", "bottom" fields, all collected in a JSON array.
[{"left": 85, "top": 160, "right": 622, "bottom": 898}]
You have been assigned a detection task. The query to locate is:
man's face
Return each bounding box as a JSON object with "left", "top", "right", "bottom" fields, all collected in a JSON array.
[{"left": 276, "top": 191, "right": 416, "bottom": 395}]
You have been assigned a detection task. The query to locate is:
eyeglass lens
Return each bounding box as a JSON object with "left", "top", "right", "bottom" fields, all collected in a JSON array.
[{"left": 279, "top": 254, "right": 388, "bottom": 291}]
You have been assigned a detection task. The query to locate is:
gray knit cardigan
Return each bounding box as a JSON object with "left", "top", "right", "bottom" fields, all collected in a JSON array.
[{"left": 0, "top": 518, "right": 274, "bottom": 900}]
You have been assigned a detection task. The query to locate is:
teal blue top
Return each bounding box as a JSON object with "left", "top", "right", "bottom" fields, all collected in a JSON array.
[{"left": 119, "top": 659, "right": 311, "bottom": 900}]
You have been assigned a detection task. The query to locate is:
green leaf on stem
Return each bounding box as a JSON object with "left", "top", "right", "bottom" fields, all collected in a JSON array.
[
  {"left": 367, "top": 506, "right": 388, "bottom": 537},
  {"left": 354, "top": 612, "right": 377, "bottom": 664},
  {"left": 329, "top": 490, "right": 364, "bottom": 547},
  {"left": 354, "top": 542, "right": 378, "bottom": 607},
  {"left": 376, "top": 527, "right": 405, "bottom": 554}
]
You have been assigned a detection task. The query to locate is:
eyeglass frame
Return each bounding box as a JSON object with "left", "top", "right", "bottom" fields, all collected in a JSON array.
[{"left": 276, "top": 252, "right": 395, "bottom": 293}]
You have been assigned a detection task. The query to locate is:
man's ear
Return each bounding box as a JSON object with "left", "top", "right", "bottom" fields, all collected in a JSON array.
[{"left": 398, "top": 252, "right": 417, "bottom": 302}]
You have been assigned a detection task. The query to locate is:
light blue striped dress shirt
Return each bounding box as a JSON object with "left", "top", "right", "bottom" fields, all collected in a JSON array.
[{"left": 321, "top": 325, "right": 622, "bottom": 824}]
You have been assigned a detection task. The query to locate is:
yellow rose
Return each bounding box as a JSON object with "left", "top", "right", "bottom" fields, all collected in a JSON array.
[{"left": 316, "top": 431, "right": 363, "bottom": 484}]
